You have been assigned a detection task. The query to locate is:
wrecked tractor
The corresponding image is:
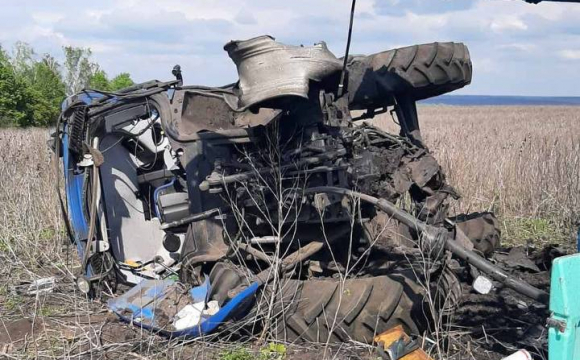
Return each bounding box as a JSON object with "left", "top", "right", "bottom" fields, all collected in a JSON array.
[{"left": 54, "top": 36, "right": 547, "bottom": 343}]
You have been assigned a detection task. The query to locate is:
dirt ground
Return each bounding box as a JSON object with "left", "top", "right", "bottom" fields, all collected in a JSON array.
[
  {"left": 0, "top": 244, "right": 563, "bottom": 360},
  {"left": 448, "top": 245, "right": 561, "bottom": 360}
]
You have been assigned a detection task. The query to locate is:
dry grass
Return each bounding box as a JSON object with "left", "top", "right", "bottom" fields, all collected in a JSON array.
[
  {"left": 0, "top": 105, "right": 578, "bottom": 358},
  {"left": 370, "top": 106, "right": 580, "bottom": 245}
]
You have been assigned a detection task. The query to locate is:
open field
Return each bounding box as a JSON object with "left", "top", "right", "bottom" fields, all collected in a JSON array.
[
  {"left": 0, "top": 105, "right": 578, "bottom": 359},
  {"left": 373, "top": 106, "right": 580, "bottom": 245}
]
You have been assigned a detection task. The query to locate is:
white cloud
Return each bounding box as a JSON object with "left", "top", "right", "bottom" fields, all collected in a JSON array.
[
  {"left": 490, "top": 16, "right": 528, "bottom": 32},
  {"left": 560, "top": 49, "right": 580, "bottom": 60},
  {"left": 497, "top": 43, "right": 535, "bottom": 52},
  {"left": 31, "top": 12, "right": 65, "bottom": 25},
  {"left": 1, "top": 0, "right": 580, "bottom": 95}
]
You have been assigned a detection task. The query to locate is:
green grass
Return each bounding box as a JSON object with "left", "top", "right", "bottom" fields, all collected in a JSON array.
[
  {"left": 219, "top": 343, "right": 286, "bottom": 360},
  {"left": 501, "top": 216, "right": 571, "bottom": 246},
  {"left": 219, "top": 348, "right": 255, "bottom": 360}
]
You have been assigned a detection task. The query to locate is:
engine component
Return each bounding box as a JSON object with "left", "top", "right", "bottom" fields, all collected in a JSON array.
[
  {"left": 157, "top": 192, "right": 190, "bottom": 223},
  {"left": 163, "top": 233, "right": 181, "bottom": 253}
]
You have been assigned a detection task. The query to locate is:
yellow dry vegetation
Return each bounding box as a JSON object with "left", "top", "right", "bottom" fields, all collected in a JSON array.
[{"left": 371, "top": 106, "right": 580, "bottom": 245}]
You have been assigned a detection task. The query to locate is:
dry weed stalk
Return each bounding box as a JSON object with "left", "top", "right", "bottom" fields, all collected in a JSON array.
[
  {"left": 370, "top": 106, "right": 580, "bottom": 244},
  {"left": 1, "top": 105, "right": 578, "bottom": 358}
]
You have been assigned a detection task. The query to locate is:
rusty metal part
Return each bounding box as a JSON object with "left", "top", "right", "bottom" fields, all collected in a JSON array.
[
  {"left": 254, "top": 241, "right": 325, "bottom": 285},
  {"left": 227, "top": 241, "right": 325, "bottom": 300},
  {"left": 236, "top": 243, "right": 274, "bottom": 263},
  {"left": 224, "top": 35, "right": 343, "bottom": 109},
  {"left": 451, "top": 212, "right": 501, "bottom": 256},
  {"left": 168, "top": 90, "right": 283, "bottom": 136}
]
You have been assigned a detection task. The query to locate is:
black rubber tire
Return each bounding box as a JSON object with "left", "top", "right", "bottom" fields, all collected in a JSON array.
[
  {"left": 348, "top": 42, "right": 472, "bottom": 109},
  {"left": 268, "top": 276, "right": 422, "bottom": 343}
]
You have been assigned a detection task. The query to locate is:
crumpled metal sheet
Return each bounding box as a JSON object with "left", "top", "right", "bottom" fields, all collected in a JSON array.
[
  {"left": 224, "top": 35, "right": 343, "bottom": 110},
  {"left": 408, "top": 156, "right": 440, "bottom": 188},
  {"left": 496, "top": 247, "right": 541, "bottom": 273}
]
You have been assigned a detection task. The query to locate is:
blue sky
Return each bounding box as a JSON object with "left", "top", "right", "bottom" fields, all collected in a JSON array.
[{"left": 1, "top": 0, "right": 580, "bottom": 96}]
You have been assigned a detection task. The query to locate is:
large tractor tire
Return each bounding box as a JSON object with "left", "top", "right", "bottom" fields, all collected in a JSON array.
[
  {"left": 348, "top": 42, "right": 472, "bottom": 110},
  {"left": 268, "top": 276, "right": 424, "bottom": 343}
]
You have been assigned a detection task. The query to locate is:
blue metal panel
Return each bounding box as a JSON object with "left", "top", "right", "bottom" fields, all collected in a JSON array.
[
  {"left": 107, "top": 278, "right": 259, "bottom": 338},
  {"left": 62, "top": 130, "right": 88, "bottom": 254}
]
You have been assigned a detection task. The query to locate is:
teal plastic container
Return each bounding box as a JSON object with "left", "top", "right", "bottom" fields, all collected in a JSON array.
[{"left": 549, "top": 253, "right": 580, "bottom": 359}]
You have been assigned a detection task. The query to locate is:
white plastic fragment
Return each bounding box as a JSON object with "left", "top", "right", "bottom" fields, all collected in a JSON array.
[
  {"left": 15, "top": 277, "right": 56, "bottom": 296},
  {"left": 473, "top": 275, "right": 493, "bottom": 295},
  {"left": 173, "top": 302, "right": 205, "bottom": 330},
  {"left": 172, "top": 300, "right": 221, "bottom": 330},
  {"left": 203, "top": 300, "right": 220, "bottom": 316},
  {"left": 501, "top": 349, "right": 532, "bottom": 360}
]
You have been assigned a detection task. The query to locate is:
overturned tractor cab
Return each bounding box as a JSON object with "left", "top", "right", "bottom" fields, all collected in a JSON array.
[{"left": 54, "top": 36, "right": 545, "bottom": 342}]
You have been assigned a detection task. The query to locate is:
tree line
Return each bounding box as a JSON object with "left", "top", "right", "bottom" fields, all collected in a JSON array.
[{"left": 0, "top": 42, "right": 134, "bottom": 127}]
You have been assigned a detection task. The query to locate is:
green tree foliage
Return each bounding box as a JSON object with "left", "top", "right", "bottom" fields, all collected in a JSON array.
[
  {"left": 62, "top": 46, "right": 98, "bottom": 96},
  {"left": 88, "top": 71, "right": 135, "bottom": 92},
  {"left": 0, "top": 42, "right": 135, "bottom": 127},
  {"left": 8, "top": 43, "right": 67, "bottom": 126},
  {"left": 0, "top": 46, "right": 32, "bottom": 126},
  {"left": 109, "top": 72, "right": 134, "bottom": 91},
  {"left": 88, "top": 69, "right": 111, "bottom": 91},
  {"left": 25, "top": 56, "right": 67, "bottom": 126}
]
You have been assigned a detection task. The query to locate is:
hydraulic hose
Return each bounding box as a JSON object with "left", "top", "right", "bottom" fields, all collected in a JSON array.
[{"left": 305, "top": 186, "right": 550, "bottom": 305}]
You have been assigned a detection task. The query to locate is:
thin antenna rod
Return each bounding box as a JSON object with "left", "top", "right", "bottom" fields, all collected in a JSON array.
[{"left": 338, "top": 0, "right": 356, "bottom": 97}]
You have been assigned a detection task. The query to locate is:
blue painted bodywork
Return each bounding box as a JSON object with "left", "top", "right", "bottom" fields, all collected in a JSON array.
[
  {"left": 62, "top": 131, "right": 88, "bottom": 253},
  {"left": 108, "top": 278, "right": 259, "bottom": 338},
  {"left": 61, "top": 91, "right": 105, "bottom": 274},
  {"left": 61, "top": 90, "right": 259, "bottom": 338}
]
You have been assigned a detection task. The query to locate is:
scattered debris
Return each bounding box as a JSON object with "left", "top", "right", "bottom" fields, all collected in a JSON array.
[
  {"left": 496, "top": 247, "right": 541, "bottom": 273},
  {"left": 451, "top": 245, "right": 555, "bottom": 359},
  {"left": 13, "top": 277, "right": 56, "bottom": 296},
  {"left": 473, "top": 275, "right": 493, "bottom": 295},
  {"left": 173, "top": 302, "right": 205, "bottom": 330},
  {"left": 52, "top": 32, "right": 553, "bottom": 346},
  {"left": 375, "top": 325, "right": 433, "bottom": 360},
  {"left": 501, "top": 349, "right": 532, "bottom": 360}
]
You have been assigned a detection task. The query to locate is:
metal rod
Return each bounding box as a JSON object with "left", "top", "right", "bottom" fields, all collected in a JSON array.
[
  {"left": 338, "top": 0, "right": 357, "bottom": 97},
  {"left": 304, "top": 186, "right": 550, "bottom": 304},
  {"left": 255, "top": 241, "right": 324, "bottom": 285},
  {"left": 160, "top": 208, "right": 223, "bottom": 230}
]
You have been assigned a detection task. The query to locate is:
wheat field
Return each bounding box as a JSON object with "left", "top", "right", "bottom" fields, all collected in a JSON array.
[
  {"left": 372, "top": 106, "right": 580, "bottom": 245},
  {"left": 0, "top": 105, "right": 578, "bottom": 358}
]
